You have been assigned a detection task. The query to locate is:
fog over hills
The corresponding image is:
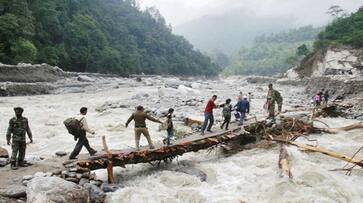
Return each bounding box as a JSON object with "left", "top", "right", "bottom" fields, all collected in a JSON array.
[
  {"left": 140, "top": 0, "right": 363, "bottom": 55},
  {"left": 173, "top": 10, "right": 296, "bottom": 55}
]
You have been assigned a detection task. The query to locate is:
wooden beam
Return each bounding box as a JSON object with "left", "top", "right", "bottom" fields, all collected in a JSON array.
[
  {"left": 273, "top": 138, "right": 363, "bottom": 167},
  {"left": 102, "top": 136, "right": 114, "bottom": 184},
  {"left": 278, "top": 144, "right": 292, "bottom": 178}
]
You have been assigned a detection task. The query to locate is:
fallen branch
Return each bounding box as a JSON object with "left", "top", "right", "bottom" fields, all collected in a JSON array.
[
  {"left": 102, "top": 136, "right": 114, "bottom": 183},
  {"left": 278, "top": 144, "right": 292, "bottom": 178},
  {"left": 272, "top": 138, "right": 363, "bottom": 168},
  {"left": 320, "top": 122, "right": 363, "bottom": 134}
]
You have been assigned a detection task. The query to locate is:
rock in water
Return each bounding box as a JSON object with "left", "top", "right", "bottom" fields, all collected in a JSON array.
[
  {"left": 55, "top": 151, "right": 67, "bottom": 157},
  {"left": 27, "top": 177, "right": 88, "bottom": 203},
  {"left": 175, "top": 167, "right": 207, "bottom": 182},
  {"left": 77, "top": 75, "right": 95, "bottom": 82},
  {"left": 0, "top": 147, "right": 9, "bottom": 158},
  {"left": 0, "top": 158, "right": 8, "bottom": 167},
  {"left": 83, "top": 183, "right": 106, "bottom": 203},
  {"left": 100, "top": 183, "right": 123, "bottom": 193},
  {"left": 0, "top": 185, "right": 26, "bottom": 198}
]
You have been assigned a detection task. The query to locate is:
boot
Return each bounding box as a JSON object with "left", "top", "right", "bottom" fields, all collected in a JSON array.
[
  {"left": 89, "top": 150, "right": 97, "bottom": 156},
  {"left": 18, "top": 160, "right": 28, "bottom": 167},
  {"left": 10, "top": 161, "right": 18, "bottom": 170}
]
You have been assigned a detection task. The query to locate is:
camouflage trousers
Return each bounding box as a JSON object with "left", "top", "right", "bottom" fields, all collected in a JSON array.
[
  {"left": 267, "top": 101, "right": 276, "bottom": 118},
  {"left": 11, "top": 140, "right": 26, "bottom": 163}
]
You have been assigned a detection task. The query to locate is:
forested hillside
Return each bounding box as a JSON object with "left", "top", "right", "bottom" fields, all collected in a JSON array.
[
  {"left": 314, "top": 6, "right": 363, "bottom": 49},
  {"left": 224, "top": 26, "right": 322, "bottom": 75},
  {"left": 0, "top": 0, "right": 219, "bottom": 76}
]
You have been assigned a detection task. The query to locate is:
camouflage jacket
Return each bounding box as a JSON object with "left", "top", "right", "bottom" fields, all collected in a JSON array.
[
  {"left": 6, "top": 117, "right": 32, "bottom": 142},
  {"left": 267, "top": 89, "right": 283, "bottom": 105}
]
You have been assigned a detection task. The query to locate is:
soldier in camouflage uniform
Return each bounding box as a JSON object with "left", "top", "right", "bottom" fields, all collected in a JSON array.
[
  {"left": 6, "top": 107, "right": 33, "bottom": 170},
  {"left": 266, "top": 84, "right": 283, "bottom": 120}
]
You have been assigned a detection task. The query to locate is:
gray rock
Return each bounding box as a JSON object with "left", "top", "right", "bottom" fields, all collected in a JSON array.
[
  {"left": 90, "top": 180, "right": 102, "bottom": 187},
  {"left": 0, "top": 158, "right": 8, "bottom": 167},
  {"left": 27, "top": 177, "right": 88, "bottom": 203},
  {"left": 69, "top": 168, "right": 78, "bottom": 172},
  {"left": 76, "top": 173, "right": 83, "bottom": 179},
  {"left": 100, "top": 183, "right": 123, "bottom": 193},
  {"left": 0, "top": 147, "right": 8, "bottom": 158},
  {"left": 0, "top": 63, "right": 65, "bottom": 83},
  {"left": 79, "top": 178, "right": 89, "bottom": 186},
  {"left": 84, "top": 183, "right": 106, "bottom": 203},
  {"left": 0, "top": 185, "right": 26, "bottom": 198},
  {"left": 68, "top": 172, "right": 77, "bottom": 178},
  {"left": 22, "top": 175, "right": 33, "bottom": 181},
  {"left": 22, "top": 180, "right": 29, "bottom": 186},
  {"left": 65, "top": 177, "right": 79, "bottom": 183},
  {"left": 55, "top": 151, "right": 67, "bottom": 157},
  {"left": 175, "top": 167, "right": 207, "bottom": 182},
  {"left": 77, "top": 75, "right": 95, "bottom": 82},
  {"left": 33, "top": 172, "right": 50, "bottom": 178}
]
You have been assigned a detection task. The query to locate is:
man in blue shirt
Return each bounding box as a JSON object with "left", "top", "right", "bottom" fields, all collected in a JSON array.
[{"left": 236, "top": 96, "right": 250, "bottom": 126}]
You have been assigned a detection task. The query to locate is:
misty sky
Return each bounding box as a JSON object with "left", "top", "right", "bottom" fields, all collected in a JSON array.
[{"left": 139, "top": 0, "right": 362, "bottom": 27}]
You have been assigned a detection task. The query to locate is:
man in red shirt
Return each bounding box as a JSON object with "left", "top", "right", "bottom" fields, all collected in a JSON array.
[{"left": 201, "top": 95, "right": 218, "bottom": 135}]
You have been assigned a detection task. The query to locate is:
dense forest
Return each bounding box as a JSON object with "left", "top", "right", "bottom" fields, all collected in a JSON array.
[
  {"left": 224, "top": 26, "right": 322, "bottom": 75},
  {"left": 314, "top": 6, "right": 363, "bottom": 49},
  {"left": 0, "top": 0, "right": 219, "bottom": 76}
]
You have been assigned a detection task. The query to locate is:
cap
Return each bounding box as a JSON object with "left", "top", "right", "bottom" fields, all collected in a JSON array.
[{"left": 14, "top": 107, "right": 24, "bottom": 112}]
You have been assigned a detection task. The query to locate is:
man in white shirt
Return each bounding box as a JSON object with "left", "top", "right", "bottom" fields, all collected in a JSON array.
[{"left": 69, "top": 107, "right": 97, "bottom": 159}]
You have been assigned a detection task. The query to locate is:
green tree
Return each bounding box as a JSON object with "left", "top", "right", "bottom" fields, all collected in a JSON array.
[
  {"left": 297, "top": 44, "right": 309, "bottom": 56},
  {"left": 10, "top": 38, "right": 37, "bottom": 63}
]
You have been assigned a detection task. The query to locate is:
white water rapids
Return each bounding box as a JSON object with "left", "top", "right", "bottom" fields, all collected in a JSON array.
[{"left": 0, "top": 76, "right": 362, "bottom": 203}]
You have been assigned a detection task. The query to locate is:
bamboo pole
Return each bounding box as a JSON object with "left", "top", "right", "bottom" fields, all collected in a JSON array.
[
  {"left": 102, "top": 136, "right": 114, "bottom": 184},
  {"left": 320, "top": 122, "right": 363, "bottom": 134},
  {"left": 273, "top": 138, "right": 363, "bottom": 167}
]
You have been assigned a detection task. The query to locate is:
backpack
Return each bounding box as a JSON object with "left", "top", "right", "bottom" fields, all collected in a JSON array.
[
  {"left": 222, "top": 105, "right": 232, "bottom": 117},
  {"left": 64, "top": 117, "right": 83, "bottom": 137},
  {"left": 274, "top": 90, "right": 283, "bottom": 104}
]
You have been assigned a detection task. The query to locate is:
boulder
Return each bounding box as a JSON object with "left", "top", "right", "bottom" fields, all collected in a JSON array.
[
  {"left": 0, "top": 147, "right": 8, "bottom": 158},
  {"left": 191, "top": 82, "right": 202, "bottom": 89},
  {"left": 55, "top": 151, "right": 67, "bottom": 157},
  {"left": 27, "top": 177, "right": 88, "bottom": 203},
  {"left": 77, "top": 75, "right": 95, "bottom": 82},
  {"left": 0, "top": 158, "right": 8, "bottom": 167},
  {"left": 0, "top": 83, "right": 54, "bottom": 96},
  {"left": 100, "top": 183, "right": 123, "bottom": 193},
  {"left": 22, "top": 175, "right": 33, "bottom": 181},
  {"left": 175, "top": 167, "right": 207, "bottom": 182},
  {"left": 0, "top": 185, "right": 26, "bottom": 198},
  {"left": 0, "top": 63, "right": 65, "bottom": 83},
  {"left": 178, "top": 85, "right": 200, "bottom": 95},
  {"left": 83, "top": 183, "right": 106, "bottom": 203}
]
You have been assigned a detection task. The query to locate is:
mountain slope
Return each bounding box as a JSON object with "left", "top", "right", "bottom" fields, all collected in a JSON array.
[
  {"left": 0, "top": 0, "right": 219, "bottom": 76},
  {"left": 224, "top": 26, "right": 322, "bottom": 75}
]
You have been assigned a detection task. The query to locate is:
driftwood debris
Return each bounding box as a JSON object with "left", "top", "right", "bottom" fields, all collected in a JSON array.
[
  {"left": 320, "top": 122, "right": 363, "bottom": 134},
  {"left": 278, "top": 144, "right": 292, "bottom": 178},
  {"left": 273, "top": 138, "right": 363, "bottom": 168}
]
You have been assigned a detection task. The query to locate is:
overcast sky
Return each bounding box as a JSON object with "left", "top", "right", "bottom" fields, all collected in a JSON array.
[{"left": 139, "top": 0, "right": 362, "bottom": 27}]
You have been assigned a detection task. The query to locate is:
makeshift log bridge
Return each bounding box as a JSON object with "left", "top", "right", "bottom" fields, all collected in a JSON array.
[{"left": 67, "top": 117, "right": 311, "bottom": 171}]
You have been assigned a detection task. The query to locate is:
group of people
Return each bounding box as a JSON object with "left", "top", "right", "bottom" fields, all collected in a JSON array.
[
  {"left": 5, "top": 84, "right": 282, "bottom": 169},
  {"left": 313, "top": 89, "right": 329, "bottom": 106}
]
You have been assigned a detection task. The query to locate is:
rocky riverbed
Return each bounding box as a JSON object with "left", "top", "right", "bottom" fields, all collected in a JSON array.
[
  {"left": 0, "top": 61, "right": 363, "bottom": 202},
  {"left": 0, "top": 68, "right": 363, "bottom": 202}
]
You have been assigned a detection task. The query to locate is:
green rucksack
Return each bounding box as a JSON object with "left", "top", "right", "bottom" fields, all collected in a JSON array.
[
  {"left": 64, "top": 117, "right": 83, "bottom": 137},
  {"left": 274, "top": 90, "right": 283, "bottom": 104}
]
